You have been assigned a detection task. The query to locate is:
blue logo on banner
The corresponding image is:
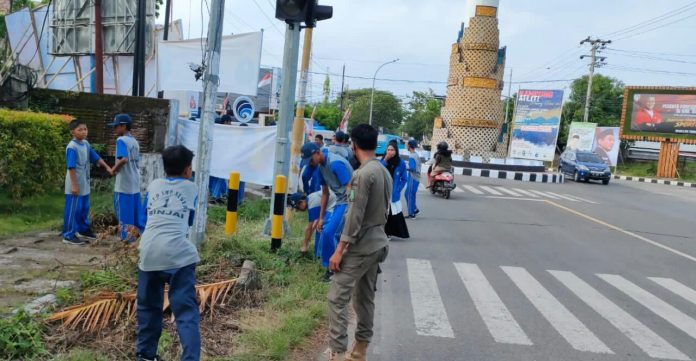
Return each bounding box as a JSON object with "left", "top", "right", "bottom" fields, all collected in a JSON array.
[{"left": 233, "top": 96, "right": 255, "bottom": 123}]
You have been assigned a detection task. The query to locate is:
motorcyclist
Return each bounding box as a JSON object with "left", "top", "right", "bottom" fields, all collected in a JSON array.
[{"left": 427, "top": 142, "right": 453, "bottom": 187}]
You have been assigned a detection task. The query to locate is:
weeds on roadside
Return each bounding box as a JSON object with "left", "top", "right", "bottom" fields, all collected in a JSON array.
[{"left": 0, "top": 310, "right": 46, "bottom": 360}]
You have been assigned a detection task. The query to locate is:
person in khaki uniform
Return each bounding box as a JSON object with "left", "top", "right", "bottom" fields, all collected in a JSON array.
[{"left": 327, "top": 124, "right": 392, "bottom": 361}]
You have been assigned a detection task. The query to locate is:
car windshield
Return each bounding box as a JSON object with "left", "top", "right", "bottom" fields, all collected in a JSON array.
[{"left": 577, "top": 153, "right": 603, "bottom": 163}]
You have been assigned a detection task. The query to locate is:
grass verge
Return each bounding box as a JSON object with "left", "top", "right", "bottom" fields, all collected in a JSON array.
[
  {"left": 616, "top": 160, "right": 696, "bottom": 182},
  {"left": 0, "top": 179, "right": 113, "bottom": 238}
]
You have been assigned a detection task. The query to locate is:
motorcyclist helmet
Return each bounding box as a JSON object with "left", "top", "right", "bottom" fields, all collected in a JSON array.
[{"left": 436, "top": 141, "right": 449, "bottom": 152}]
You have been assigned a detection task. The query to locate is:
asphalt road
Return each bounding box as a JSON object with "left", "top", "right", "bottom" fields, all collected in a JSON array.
[{"left": 364, "top": 175, "right": 696, "bottom": 361}]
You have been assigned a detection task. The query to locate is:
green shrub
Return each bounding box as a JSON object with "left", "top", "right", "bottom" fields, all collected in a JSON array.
[
  {"left": 0, "top": 311, "right": 45, "bottom": 360},
  {"left": 0, "top": 109, "right": 73, "bottom": 201}
]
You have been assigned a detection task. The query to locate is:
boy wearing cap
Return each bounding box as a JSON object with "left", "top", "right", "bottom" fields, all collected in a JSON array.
[
  {"left": 405, "top": 140, "right": 421, "bottom": 218},
  {"left": 110, "top": 114, "right": 143, "bottom": 243},
  {"left": 301, "top": 142, "right": 353, "bottom": 281},
  {"left": 288, "top": 190, "right": 336, "bottom": 259}
]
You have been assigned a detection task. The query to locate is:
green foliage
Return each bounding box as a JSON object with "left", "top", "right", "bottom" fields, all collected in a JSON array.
[
  {"left": 559, "top": 74, "right": 624, "bottom": 144},
  {"left": 343, "top": 89, "right": 404, "bottom": 133},
  {"left": 55, "top": 287, "right": 76, "bottom": 308},
  {"left": 157, "top": 330, "right": 174, "bottom": 357},
  {"left": 402, "top": 90, "right": 442, "bottom": 140},
  {"left": 504, "top": 93, "right": 517, "bottom": 124},
  {"left": 80, "top": 269, "right": 134, "bottom": 293},
  {"left": 0, "top": 311, "right": 45, "bottom": 360},
  {"left": 53, "top": 349, "right": 110, "bottom": 361},
  {"left": 0, "top": 109, "right": 73, "bottom": 201},
  {"left": 322, "top": 73, "right": 331, "bottom": 104},
  {"left": 304, "top": 103, "right": 342, "bottom": 130}
]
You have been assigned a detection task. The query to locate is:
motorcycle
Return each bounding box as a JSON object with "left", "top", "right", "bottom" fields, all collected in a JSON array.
[{"left": 427, "top": 166, "right": 456, "bottom": 199}]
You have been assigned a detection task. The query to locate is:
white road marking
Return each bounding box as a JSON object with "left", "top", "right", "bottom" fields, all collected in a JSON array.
[
  {"left": 529, "top": 190, "right": 560, "bottom": 199},
  {"left": 649, "top": 277, "right": 696, "bottom": 306},
  {"left": 561, "top": 193, "right": 599, "bottom": 204},
  {"left": 545, "top": 191, "right": 580, "bottom": 202},
  {"left": 454, "top": 263, "right": 533, "bottom": 345},
  {"left": 418, "top": 184, "right": 427, "bottom": 192},
  {"left": 406, "top": 259, "right": 455, "bottom": 338},
  {"left": 599, "top": 274, "right": 696, "bottom": 340},
  {"left": 550, "top": 270, "right": 690, "bottom": 360},
  {"left": 484, "top": 196, "right": 545, "bottom": 202},
  {"left": 501, "top": 267, "right": 613, "bottom": 354},
  {"left": 479, "top": 186, "right": 504, "bottom": 196},
  {"left": 462, "top": 185, "right": 484, "bottom": 195},
  {"left": 453, "top": 186, "right": 464, "bottom": 193},
  {"left": 512, "top": 188, "right": 540, "bottom": 198},
  {"left": 496, "top": 187, "right": 522, "bottom": 197}
]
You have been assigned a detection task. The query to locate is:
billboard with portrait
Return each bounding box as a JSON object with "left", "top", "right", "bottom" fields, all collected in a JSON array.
[
  {"left": 567, "top": 122, "right": 597, "bottom": 152},
  {"left": 593, "top": 127, "right": 619, "bottom": 166},
  {"left": 509, "top": 89, "right": 564, "bottom": 161},
  {"left": 620, "top": 87, "right": 696, "bottom": 144}
]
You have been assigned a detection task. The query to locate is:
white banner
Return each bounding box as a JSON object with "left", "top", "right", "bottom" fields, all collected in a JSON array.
[
  {"left": 158, "top": 32, "right": 263, "bottom": 95},
  {"left": 179, "top": 119, "right": 276, "bottom": 185}
]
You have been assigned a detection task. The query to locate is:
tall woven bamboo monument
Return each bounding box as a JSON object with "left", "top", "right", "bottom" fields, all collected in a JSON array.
[{"left": 431, "top": 0, "right": 509, "bottom": 160}]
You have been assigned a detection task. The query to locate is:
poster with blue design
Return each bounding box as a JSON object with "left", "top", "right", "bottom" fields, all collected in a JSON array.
[{"left": 509, "top": 89, "right": 564, "bottom": 161}]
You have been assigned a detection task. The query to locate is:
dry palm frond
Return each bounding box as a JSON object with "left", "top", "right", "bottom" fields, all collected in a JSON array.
[{"left": 48, "top": 278, "right": 238, "bottom": 332}]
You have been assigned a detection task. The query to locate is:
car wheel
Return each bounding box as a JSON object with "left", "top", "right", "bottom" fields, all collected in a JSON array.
[
  {"left": 573, "top": 171, "right": 580, "bottom": 182},
  {"left": 602, "top": 179, "right": 610, "bottom": 185}
]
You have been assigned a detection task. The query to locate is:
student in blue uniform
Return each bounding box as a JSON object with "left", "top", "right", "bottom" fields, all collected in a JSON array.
[
  {"left": 62, "top": 119, "right": 112, "bottom": 245},
  {"left": 381, "top": 141, "right": 409, "bottom": 238},
  {"left": 405, "top": 140, "right": 421, "bottom": 218},
  {"left": 136, "top": 145, "right": 200, "bottom": 361},
  {"left": 301, "top": 142, "right": 353, "bottom": 281},
  {"left": 288, "top": 190, "right": 336, "bottom": 259},
  {"left": 110, "top": 114, "right": 143, "bottom": 243}
]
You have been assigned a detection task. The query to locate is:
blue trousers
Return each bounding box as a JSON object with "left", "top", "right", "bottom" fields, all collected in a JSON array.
[
  {"left": 136, "top": 263, "right": 200, "bottom": 361},
  {"left": 313, "top": 210, "right": 332, "bottom": 259},
  {"left": 209, "top": 177, "right": 245, "bottom": 203},
  {"left": 62, "top": 194, "right": 91, "bottom": 239},
  {"left": 320, "top": 204, "right": 347, "bottom": 268},
  {"left": 114, "top": 192, "right": 143, "bottom": 242},
  {"left": 405, "top": 176, "right": 419, "bottom": 217}
]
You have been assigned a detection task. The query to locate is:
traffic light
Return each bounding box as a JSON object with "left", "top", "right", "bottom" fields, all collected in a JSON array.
[{"left": 275, "top": 0, "right": 333, "bottom": 27}]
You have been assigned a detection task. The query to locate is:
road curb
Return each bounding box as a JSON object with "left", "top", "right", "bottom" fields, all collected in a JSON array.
[
  {"left": 461, "top": 168, "right": 564, "bottom": 184},
  {"left": 613, "top": 175, "right": 696, "bottom": 188}
]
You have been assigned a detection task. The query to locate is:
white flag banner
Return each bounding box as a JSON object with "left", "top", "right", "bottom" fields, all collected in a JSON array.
[
  {"left": 158, "top": 32, "right": 263, "bottom": 95},
  {"left": 178, "top": 119, "right": 277, "bottom": 185}
]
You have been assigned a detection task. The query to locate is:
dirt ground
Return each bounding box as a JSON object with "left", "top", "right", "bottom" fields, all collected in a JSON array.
[{"left": 0, "top": 231, "right": 113, "bottom": 312}]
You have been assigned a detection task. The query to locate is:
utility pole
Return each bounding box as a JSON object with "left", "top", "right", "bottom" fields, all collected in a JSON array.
[
  {"left": 131, "top": 0, "right": 146, "bottom": 96},
  {"left": 189, "top": 0, "right": 226, "bottom": 246},
  {"left": 579, "top": 37, "right": 610, "bottom": 122},
  {"left": 94, "top": 0, "right": 103, "bottom": 94},
  {"left": 287, "top": 27, "right": 313, "bottom": 197},
  {"left": 158, "top": 0, "right": 172, "bottom": 99}
]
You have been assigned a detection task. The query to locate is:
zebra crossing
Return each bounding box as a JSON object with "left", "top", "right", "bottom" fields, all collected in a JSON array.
[
  {"left": 405, "top": 259, "right": 696, "bottom": 360},
  {"left": 417, "top": 183, "right": 599, "bottom": 204}
]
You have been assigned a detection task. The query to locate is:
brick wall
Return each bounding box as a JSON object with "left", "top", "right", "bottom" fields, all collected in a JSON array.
[{"left": 11, "top": 89, "right": 171, "bottom": 154}]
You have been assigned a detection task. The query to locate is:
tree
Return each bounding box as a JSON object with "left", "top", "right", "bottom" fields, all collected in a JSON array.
[
  {"left": 342, "top": 88, "right": 403, "bottom": 133},
  {"left": 504, "top": 93, "right": 517, "bottom": 124},
  {"left": 559, "top": 74, "right": 624, "bottom": 144},
  {"left": 322, "top": 72, "right": 330, "bottom": 105},
  {"left": 402, "top": 90, "right": 442, "bottom": 140},
  {"left": 304, "top": 102, "right": 341, "bottom": 130}
]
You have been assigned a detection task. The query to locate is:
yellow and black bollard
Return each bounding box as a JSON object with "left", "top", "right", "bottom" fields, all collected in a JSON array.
[
  {"left": 270, "top": 175, "right": 286, "bottom": 252},
  {"left": 225, "top": 172, "right": 240, "bottom": 236}
]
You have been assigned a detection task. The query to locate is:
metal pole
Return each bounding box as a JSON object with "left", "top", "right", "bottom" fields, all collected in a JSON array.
[
  {"left": 131, "top": 0, "right": 142, "bottom": 96},
  {"left": 94, "top": 0, "right": 104, "bottom": 93},
  {"left": 288, "top": 27, "right": 313, "bottom": 196},
  {"left": 369, "top": 58, "right": 398, "bottom": 126},
  {"left": 189, "top": 0, "right": 226, "bottom": 246},
  {"left": 264, "top": 23, "right": 301, "bottom": 237},
  {"left": 583, "top": 44, "right": 596, "bottom": 123},
  {"left": 137, "top": 0, "right": 146, "bottom": 96},
  {"left": 163, "top": 0, "right": 172, "bottom": 41}
]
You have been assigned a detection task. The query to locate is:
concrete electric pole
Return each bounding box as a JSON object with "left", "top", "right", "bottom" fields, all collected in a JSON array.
[
  {"left": 189, "top": 0, "right": 226, "bottom": 246},
  {"left": 287, "top": 27, "right": 314, "bottom": 197},
  {"left": 579, "top": 37, "right": 611, "bottom": 122}
]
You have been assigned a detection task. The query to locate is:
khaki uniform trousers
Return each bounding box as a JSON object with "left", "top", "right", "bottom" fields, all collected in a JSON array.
[{"left": 327, "top": 247, "right": 388, "bottom": 353}]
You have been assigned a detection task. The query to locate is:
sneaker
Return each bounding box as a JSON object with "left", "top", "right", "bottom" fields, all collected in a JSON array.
[
  {"left": 414, "top": 209, "right": 420, "bottom": 215},
  {"left": 62, "top": 236, "right": 86, "bottom": 246},
  {"left": 77, "top": 230, "right": 97, "bottom": 241},
  {"left": 407, "top": 214, "right": 416, "bottom": 219},
  {"left": 321, "top": 270, "right": 334, "bottom": 283}
]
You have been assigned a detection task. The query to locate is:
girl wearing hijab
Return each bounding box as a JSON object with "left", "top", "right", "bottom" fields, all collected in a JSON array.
[{"left": 380, "top": 141, "right": 409, "bottom": 239}]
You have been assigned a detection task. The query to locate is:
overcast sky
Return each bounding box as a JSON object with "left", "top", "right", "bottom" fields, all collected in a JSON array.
[{"left": 163, "top": 0, "right": 696, "bottom": 104}]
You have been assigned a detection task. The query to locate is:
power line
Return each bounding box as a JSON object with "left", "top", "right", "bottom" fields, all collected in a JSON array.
[
  {"left": 614, "top": 10, "right": 696, "bottom": 41},
  {"left": 605, "top": 47, "right": 696, "bottom": 58},
  {"left": 603, "top": 64, "right": 696, "bottom": 76},
  {"left": 603, "top": 50, "right": 696, "bottom": 65},
  {"left": 602, "top": 1, "right": 696, "bottom": 37},
  {"left": 250, "top": 0, "right": 284, "bottom": 37}
]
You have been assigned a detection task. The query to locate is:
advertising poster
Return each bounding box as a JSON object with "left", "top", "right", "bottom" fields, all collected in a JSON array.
[
  {"left": 593, "top": 127, "right": 620, "bottom": 166},
  {"left": 629, "top": 93, "right": 696, "bottom": 134},
  {"left": 567, "top": 122, "right": 597, "bottom": 152},
  {"left": 509, "top": 89, "right": 564, "bottom": 161}
]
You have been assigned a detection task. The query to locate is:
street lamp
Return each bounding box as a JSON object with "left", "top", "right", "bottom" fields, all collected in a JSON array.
[{"left": 369, "top": 58, "right": 399, "bottom": 126}]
